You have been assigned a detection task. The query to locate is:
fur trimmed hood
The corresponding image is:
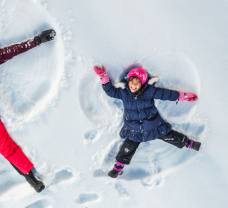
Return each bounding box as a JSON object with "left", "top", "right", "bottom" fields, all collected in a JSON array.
[{"left": 114, "top": 76, "right": 159, "bottom": 89}]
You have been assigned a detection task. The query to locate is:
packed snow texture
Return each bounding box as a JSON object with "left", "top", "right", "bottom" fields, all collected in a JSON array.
[{"left": 0, "top": 0, "right": 228, "bottom": 207}]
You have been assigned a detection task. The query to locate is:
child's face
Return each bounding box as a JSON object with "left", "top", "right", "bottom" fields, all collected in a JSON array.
[{"left": 128, "top": 77, "right": 142, "bottom": 93}]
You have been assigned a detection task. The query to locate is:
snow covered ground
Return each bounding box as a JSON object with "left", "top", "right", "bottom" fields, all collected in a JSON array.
[{"left": 0, "top": 0, "right": 228, "bottom": 207}]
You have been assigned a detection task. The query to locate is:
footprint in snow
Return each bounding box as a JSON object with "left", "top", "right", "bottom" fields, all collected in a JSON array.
[
  {"left": 76, "top": 193, "right": 100, "bottom": 205},
  {"left": 141, "top": 174, "right": 163, "bottom": 188},
  {"left": 25, "top": 199, "right": 52, "bottom": 208},
  {"left": 83, "top": 129, "right": 98, "bottom": 144},
  {"left": 121, "top": 167, "right": 151, "bottom": 181},
  {"left": 50, "top": 169, "right": 75, "bottom": 185},
  {"left": 93, "top": 169, "right": 107, "bottom": 178},
  {"left": 114, "top": 183, "right": 129, "bottom": 198}
]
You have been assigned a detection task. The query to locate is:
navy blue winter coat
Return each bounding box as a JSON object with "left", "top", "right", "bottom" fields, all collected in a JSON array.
[{"left": 102, "top": 80, "right": 179, "bottom": 142}]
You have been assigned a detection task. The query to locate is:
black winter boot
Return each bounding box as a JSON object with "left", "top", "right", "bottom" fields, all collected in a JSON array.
[
  {"left": 11, "top": 164, "right": 45, "bottom": 192},
  {"left": 24, "top": 170, "right": 45, "bottom": 193},
  {"left": 108, "top": 169, "right": 123, "bottom": 178},
  {"left": 34, "top": 29, "right": 56, "bottom": 45},
  {"left": 108, "top": 161, "right": 124, "bottom": 178}
]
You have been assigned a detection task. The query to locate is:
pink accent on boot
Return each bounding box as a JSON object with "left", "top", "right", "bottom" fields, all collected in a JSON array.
[
  {"left": 113, "top": 167, "right": 123, "bottom": 172},
  {"left": 185, "top": 140, "right": 194, "bottom": 149},
  {"left": 116, "top": 161, "right": 124, "bottom": 167},
  {"left": 113, "top": 161, "right": 124, "bottom": 172}
]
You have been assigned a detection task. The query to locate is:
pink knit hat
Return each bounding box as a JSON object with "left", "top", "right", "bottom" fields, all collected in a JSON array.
[{"left": 127, "top": 67, "right": 148, "bottom": 85}]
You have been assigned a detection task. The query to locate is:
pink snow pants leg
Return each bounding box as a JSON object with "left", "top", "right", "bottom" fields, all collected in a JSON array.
[{"left": 0, "top": 120, "right": 34, "bottom": 174}]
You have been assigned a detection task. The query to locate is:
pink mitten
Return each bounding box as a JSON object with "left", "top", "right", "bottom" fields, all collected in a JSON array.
[
  {"left": 93, "top": 65, "right": 110, "bottom": 84},
  {"left": 178, "top": 91, "right": 198, "bottom": 102}
]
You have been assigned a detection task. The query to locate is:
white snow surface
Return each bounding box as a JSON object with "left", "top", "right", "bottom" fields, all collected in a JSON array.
[{"left": 0, "top": 0, "right": 228, "bottom": 207}]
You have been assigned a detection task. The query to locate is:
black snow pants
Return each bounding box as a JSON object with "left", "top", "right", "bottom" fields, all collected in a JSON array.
[{"left": 116, "top": 130, "right": 188, "bottom": 165}]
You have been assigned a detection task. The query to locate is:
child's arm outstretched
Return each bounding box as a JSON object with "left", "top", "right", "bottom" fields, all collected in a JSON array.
[
  {"left": 151, "top": 86, "right": 198, "bottom": 102},
  {"left": 93, "top": 65, "right": 122, "bottom": 99}
]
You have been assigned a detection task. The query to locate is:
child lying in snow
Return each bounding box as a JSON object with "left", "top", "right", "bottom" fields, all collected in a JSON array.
[
  {"left": 0, "top": 29, "right": 56, "bottom": 192},
  {"left": 93, "top": 64, "right": 201, "bottom": 178}
]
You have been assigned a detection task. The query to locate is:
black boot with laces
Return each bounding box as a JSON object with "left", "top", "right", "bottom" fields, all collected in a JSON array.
[
  {"left": 24, "top": 170, "right": 45, "bottom": 193},
  {"left": 34, "top": 29, "right": 56, "bottom": 45}
]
